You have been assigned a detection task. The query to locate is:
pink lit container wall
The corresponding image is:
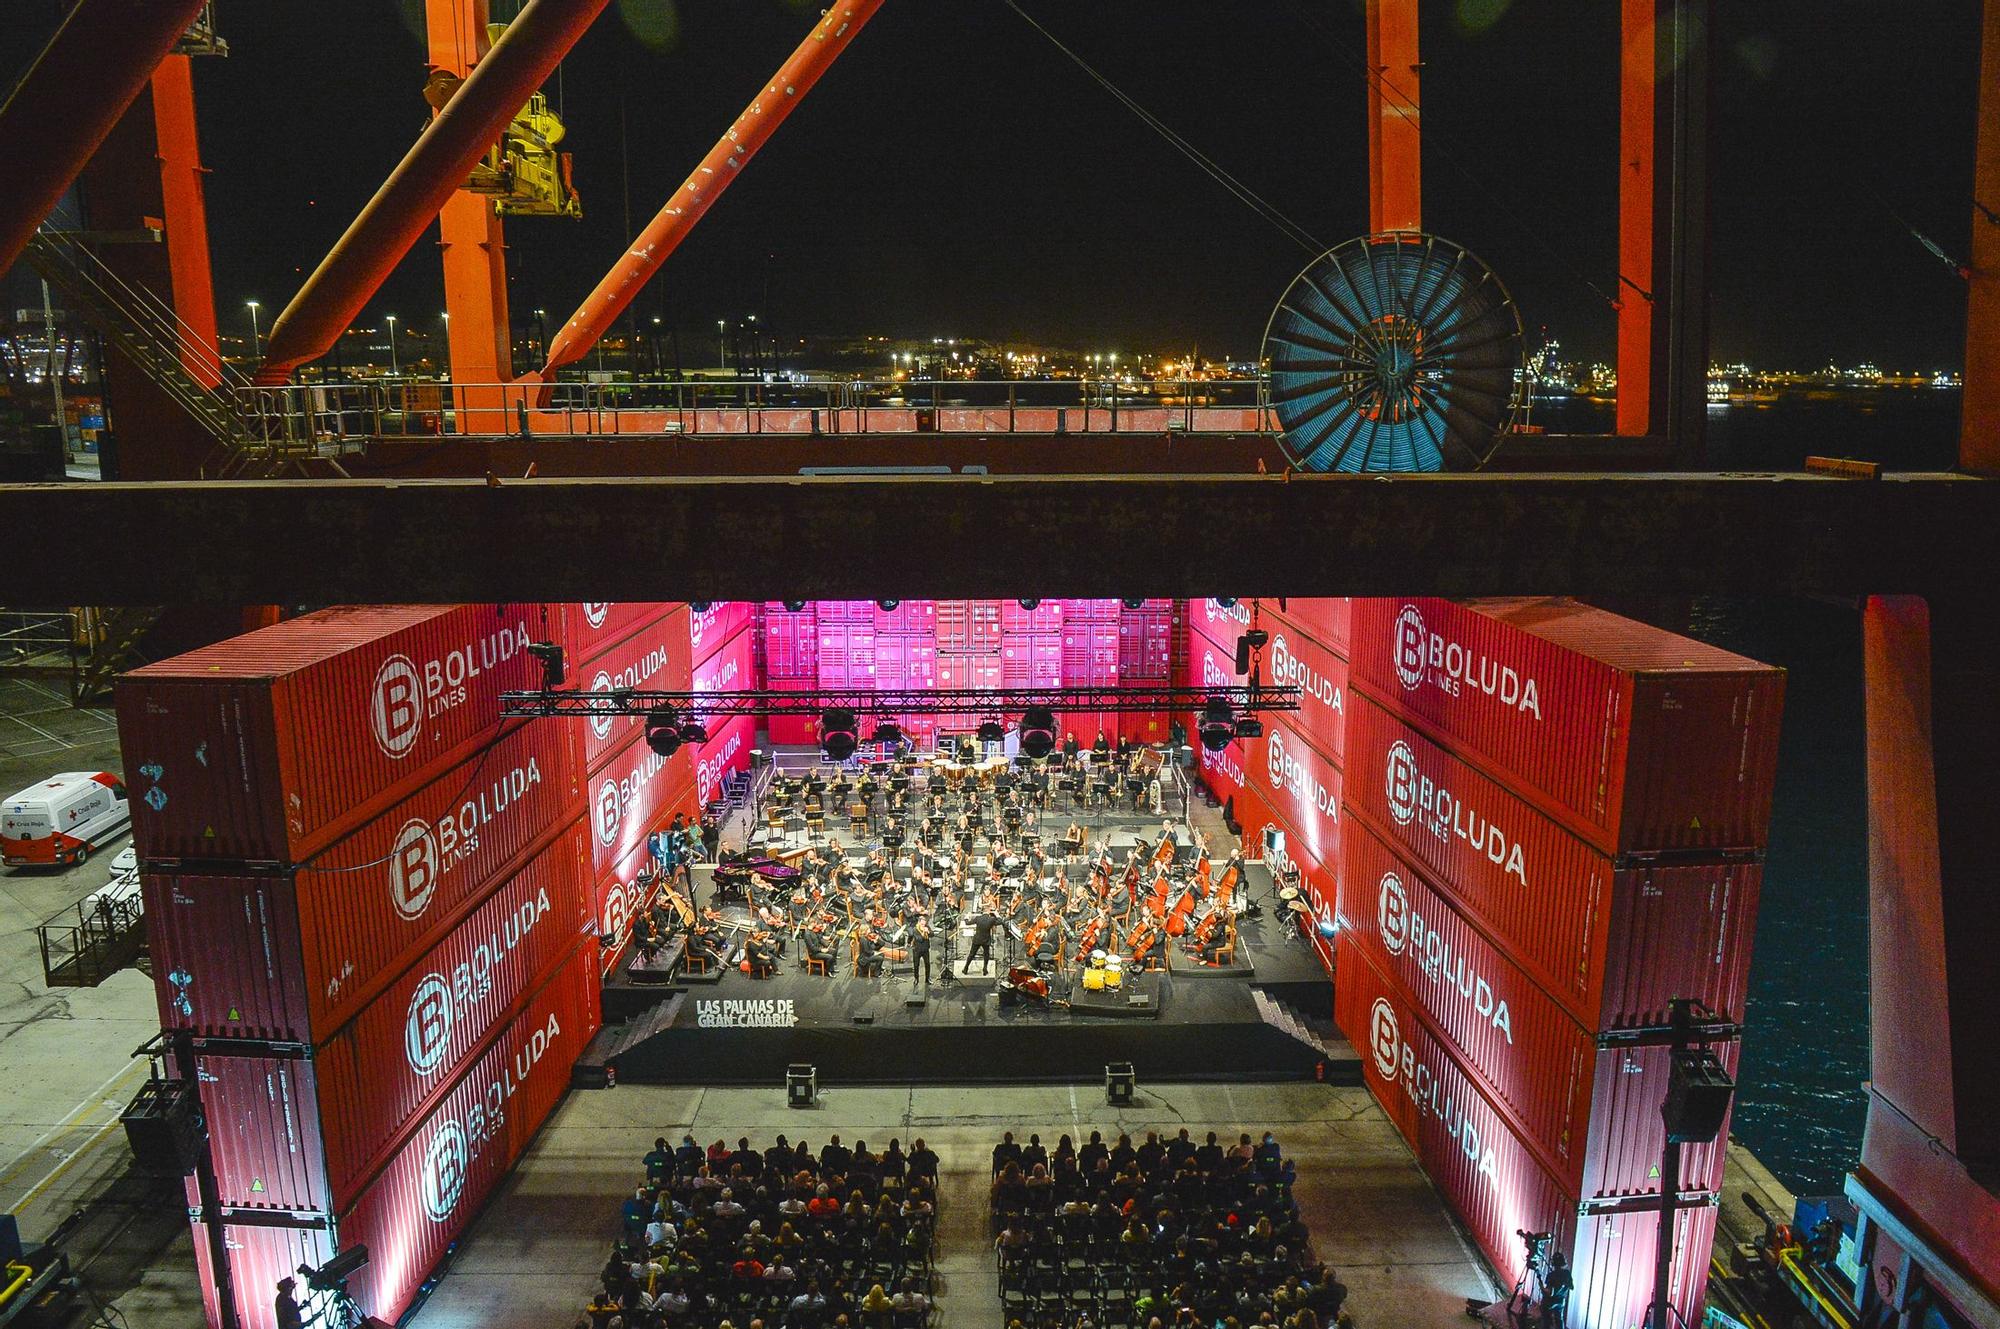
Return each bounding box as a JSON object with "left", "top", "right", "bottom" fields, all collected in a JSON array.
[
  {"left": 118, "top": 604, "right": 547, "bottom": 864},
  {"left": 1251, "top": 718, "right": 1342, "bottom": 867},
  {"left": 1347, "top": 694, "right": 1762, "bottom": 1030},
  {"left": 1336, "top": 817, "right": 1737, "bottom": 1200},
  {"left": 695, "top": 713, "right": 757, "bottom": 810},
  {"left": 576, "top": 607, "right": 693, "bottom": 772},
  {"left": 688, "top": 601, "right": 755, "bottom": 663},
  {"left": 1334, "top": 944, "right": 1715, "bottom": 1329},
  {"left": 142, "top": 718, "right": 582, "bottom": 1042},
  {"left": 335, "top": 946, "right": 599, "bottom": 1328},
  {"left": 1349, "top": 598, "right": 1784, "bottom": 856},
  {"left": 196, "top": 827, "right": 590, "bottom": 1212},
  {"left": 587, "top": 724, "right": 699, "bottom": 881},
  {"left": 1266, "top": 597, "right": 1352, "bottom": 657}
]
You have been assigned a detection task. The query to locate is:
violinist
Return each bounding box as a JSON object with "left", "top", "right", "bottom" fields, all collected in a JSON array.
[
  {"left": 803, "top": 912, "right": 839, "bottom": 971},
  {"left": 745, "top": 928, "right": 781, "bottom": 977},
  {"left": 855, "top": 924, "right": 886, "bottom": 978}
]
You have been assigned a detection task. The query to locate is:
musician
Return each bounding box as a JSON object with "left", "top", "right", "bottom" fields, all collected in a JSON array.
[
  {"left": 687, "top": 918, "right": 724, "bottom": 972},
  {"left": 910, "top": 918, "right": 933, "bottom": 989},
  {"left": 1192, "top": 918, "right": 1233, "bottom": 966},
  {"left": 1063, "top": 731, "right": 1081, "bottom": 765},
  {"left": 856, "top": 925, "right": 886, "bottom": 979},
  {"left": 803, "top": 915, "right": 839, "bottom": 970},
  {"left": 1063, "top": 821, "right": 1084, "bottom": 862},
  {"left": 1092, "top": 730, "right": 1110, "bottom": 761},
  {"left": 965, "top": 911, "right": 1002, "bottom": 974},
  {"left": 745, "top": 929, "right": 781, "bottom": 978}
]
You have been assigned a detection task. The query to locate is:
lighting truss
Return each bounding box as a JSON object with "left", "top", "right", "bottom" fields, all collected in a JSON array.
[{"left": 501, "top": 685, "right": 1299, "bottom": 720}]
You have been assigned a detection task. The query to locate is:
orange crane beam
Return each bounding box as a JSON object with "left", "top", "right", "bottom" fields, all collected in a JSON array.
[
  {"left": 255, "top": 0, "right": 609, "bottom": 385},
  {"left": 538, "top": 0, "right": 886, "bottom": 378},
  {"left": 0, "top": 0, "right": 212, "bottom": 277},
  {"left": 1365, "top": 0, "right": 1420, "bottom": 234}
]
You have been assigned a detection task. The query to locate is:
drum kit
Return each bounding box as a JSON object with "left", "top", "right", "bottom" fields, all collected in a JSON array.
[
  {"left": 1079, "top": 948, "right": 1126, "bottom": 993},
  {"left": 1278, "top": 884, "right": 1313, "bottom": 936}
]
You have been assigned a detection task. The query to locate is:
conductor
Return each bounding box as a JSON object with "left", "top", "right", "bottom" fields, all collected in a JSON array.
[
  {"left": 911, "top": 918, "right": 933, "bottom": 989},
  {"left": 965, "top": 912, "right": 1003, "bottom": 974}
]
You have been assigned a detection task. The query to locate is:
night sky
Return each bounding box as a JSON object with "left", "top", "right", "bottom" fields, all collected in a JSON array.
[{"left": 5, "top": 0, "right": 1985, "bottom": 367}]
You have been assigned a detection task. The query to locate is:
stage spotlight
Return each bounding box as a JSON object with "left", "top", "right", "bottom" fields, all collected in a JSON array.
[
  {"left": 643, "top": 707, "right": 682, "bottom": 757},
  {"left": 678, "top": 718, "right": 710, "bottom": 745},
  {"left": 820, "top": 708, "right": 859, "bottom": 761},
  {"left": 1234, "top": 716, "right": 1264, "bottom": 740},
  {"left": 526, "top": 641, "right": 566, "bottom": 689},
  {"left": 1018, "top": 598, "right": 1040, "bottom": 611},
  {"left": 1234, "top": 628, "right": 1269, "bottom": 675},
  {"left": 877, "top": 599, "right": 900, "bottom": 611},
  {"left": 690, "top": 601, "right": 712, "bottom": 613},
  {"left": 1199, "top": 697, "right": 1236, "bottom": 752},
  {"left": 1020, "top": 707, "right": 1057, "bottom": 759},
  {"left": 783, "top": 600, "right": 807, "bottom": 612},
  {"left": 300, "top": 1244, "right": 370, "bottom": 1291},
  {"left": 871, "top": 720, "right": 904, "bottom": 746},
  {"left": 1215, "top": 597, "right": 1239, "bottom": 607},
  {"left": 976, "top": 718, "right": 1005, "bottom": 743},
  {"left": 1121, "top": 598, "right": 1145, "bottom": 609},
  {"left": 1105, "top": 1061, "right": 1137, "bottom": 1106}
]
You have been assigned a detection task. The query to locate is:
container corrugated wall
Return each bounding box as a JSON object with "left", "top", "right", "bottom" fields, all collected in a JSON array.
[
  {"left": 189, "top": 1220, "right": 334, "bottom": 1329},
  {"left": 688, "top": 602, "right": 755, "bottom": 663},
  {"left": 1348, "top": 694, "right": 1760, "bottom": 1030},
  {"left": 588, "top": 723, "right": 698, "bottom": 881},
  {"left": 552, "top": 602, "right": 674, "bottom": 669},
  {"left": 334, "top": 944, "right": 599, "bottom": 1327},
  {"left": 1350, "top": 598, "right": 1784, "bottom": 856},
  {"left": 576, "top": 607, "right": 692, "bottom": 772},
  {"left": 119, "top": 604, "right": 546, "bottom": 864},
  {"left": 1265, "top": 596, "right": 1352, "bottom": 657},
  {"left": 142, "top": 717, "right": 582, "bottom": 1042}
]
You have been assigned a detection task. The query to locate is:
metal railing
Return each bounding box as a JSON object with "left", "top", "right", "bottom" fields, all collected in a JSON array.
[{"left": 233, "top": 375, "right": 1276, "bottom": 441}]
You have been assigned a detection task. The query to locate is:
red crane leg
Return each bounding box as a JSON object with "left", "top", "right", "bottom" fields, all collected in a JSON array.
[
  {"left": 0, "top": 0, "right": 212, "bottom": 276},
  {"left": 539, "top": 0, "right": 887, "bottom": 378},
  {"left": 256, "top": 0, "right": 609, "bottom": 385},
  {"left": 1617, "top": 0, "right": 1656, "bottom": 438},
  {"left": 1365, "top": 0, "right": 1420, "bottom": 235}
]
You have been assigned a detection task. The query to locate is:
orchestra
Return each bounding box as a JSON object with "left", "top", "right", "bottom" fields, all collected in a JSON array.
[{"left": 672, "top": 741, "right": 1243, "bottom": 993}]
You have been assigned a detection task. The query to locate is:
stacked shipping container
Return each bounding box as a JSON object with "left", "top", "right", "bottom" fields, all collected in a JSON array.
[
  {"left": 1332, "top": 597, "right": 1783, "bottom": 1329},
  {"left": 118, "top": 603, "right": 697, "bottom": 1329}
]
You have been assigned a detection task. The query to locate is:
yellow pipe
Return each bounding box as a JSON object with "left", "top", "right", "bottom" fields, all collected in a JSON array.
[
  {"left": 1777, "top": 1247, "right": 1854, "bottom": 1329},
  {"left": 0, "top": 1261, "right": 34, "bottom": 1308}
]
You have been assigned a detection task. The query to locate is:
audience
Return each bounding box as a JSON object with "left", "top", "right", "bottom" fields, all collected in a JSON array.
[
  {"left": 991, "top": 1128, "right": 1349, "bottom": 1329},
  {"left": 587, "top": 1133, "right": 938, "bottom": 1328}
]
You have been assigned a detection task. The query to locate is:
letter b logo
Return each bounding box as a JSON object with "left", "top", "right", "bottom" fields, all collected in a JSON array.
[
  {"left": 1393, "top": 605, "right": 1427, "bottom": 691},
  {"left": 1369, "top": 998, "right": 1402, "bottom": 1083},
  {"left": 405, "top": 973, "right": 453, "bottom": 1074},
  {"left": 1385, "top": 741, "right": 1419, "bottom": 825},
  {"left": 422, "top": 1120, "right": 469, "bottom": 1221},
  {"left": 1377, "top": 871, "right": 1410, "bottom": 955},
  {"left": 390, "top": 818, "right": 440, "bottom": 920},
  {"left": 371, "top": 654, "right": 423, "bottom": 757}
]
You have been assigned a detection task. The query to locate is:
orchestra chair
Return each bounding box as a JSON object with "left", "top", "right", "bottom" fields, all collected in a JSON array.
[
  {"left": 683, "top": 949, "right": 712, "bottom": 977},
  {"left": 803, "top": 949, "right": 830, "bottom": 977}
]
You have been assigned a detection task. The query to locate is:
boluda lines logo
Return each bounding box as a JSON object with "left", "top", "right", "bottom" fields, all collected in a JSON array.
[
  {"left": 689, "top": 603, "right": 724, "bottom": 652},
  {"left": 1204, "top": 599, "right": 1251, "bottom": 628},
  {"left": 582, "top": 603, "right": 610, "bottom": 629},
  {"left": 1368, "top": 997, "right": 1502, "bottom": 1192},
  {"left": 588, "top": 670, "right": 617, "bottom": 740},
  {"left": 1376, "top": 870, "right": 1513, "bottom": 1043},
  {"left": 1201, "top": 650, "right": 1239, "bottom": 690},
  {"left": 1392, "top": 603, "right": 1541, "bottom": 718},
  {"left": 370, "top": 619, "right": 534, "bottom": 758},
  {"left": 403, "top": 886, "right": 554, "bottom": 1075},
  {"left": 698, "top": 725, "right": 747, "bottom": 806},
  {"left": 693, "top": 654, "right": 741, "bottom": 695},
  {"left": 1266, "top": 727, "right": 1337, "bottom": 828},
  {"left": 421, "top": 1006, "right": 563, "bottom": 1223},
  {"left": 1384, "top": 739, "right": 1527, "bottom": 886},
  {"left": 1270, "top": 633, "right": 1341, "bottom": 721},
  {"left": 386, "top": 757, "right": 545, "bottom": 922},
  {"left": 1200, "top": 739, "right": 1243, "bottom": 791},
  {"left": 590, "top": 636, "right": 679, "bottom": 740},
  {"left": 597, "top": 747, "right": 672, "bottom": 849}
]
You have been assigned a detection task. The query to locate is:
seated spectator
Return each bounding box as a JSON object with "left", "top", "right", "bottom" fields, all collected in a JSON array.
[
  {"left": 643, "top": 1137, "right": 673, "bottom": 1186},
  {"left": 907, "top": 1138, "right": 938, "bottom": 1183}
]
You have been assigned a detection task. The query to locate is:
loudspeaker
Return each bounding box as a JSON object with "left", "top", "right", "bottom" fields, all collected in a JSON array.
[
  {"left": 852, "top": 1014, "right": 875, "bottom": 1025},
  {"left": 1662, "top": 1048, "right": 1735, "bottom": 1143}
]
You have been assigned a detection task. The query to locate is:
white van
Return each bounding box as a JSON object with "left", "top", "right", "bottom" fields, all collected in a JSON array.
[{"left": 1, "top": 772, "right": 131, "bottom": 867}]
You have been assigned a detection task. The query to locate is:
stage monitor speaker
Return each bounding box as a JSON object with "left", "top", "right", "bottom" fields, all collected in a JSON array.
[
  {"left": 787, "top": 1063, "right": 818, "bottom": 1107},
  {"left": 1126, "top": 993, "right": 1153, "bottom": 1010},
  {"left": 905, "top": 991, "right": 927, "bottom": 1008},
  {"left": 853, "top": 1014, "right": 875, "bottom": 1025}
]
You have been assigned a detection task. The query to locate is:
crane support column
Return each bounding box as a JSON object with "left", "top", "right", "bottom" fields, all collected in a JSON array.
[
  {"left": 429, "top": 0, "right": 515, "bottom": 394},
  {"left": 1960, "top": 0, "right": 2000, "bottom": 474},
  {"left": 540, "top": 0, "right": 886, "bottom": 377},
  {"left": 1364, "top": 0, "right": 1420, "bottom": 234},
  {"left": 1617, "top": 0, "right": 1710, "bottom": 462},
  {"left": 256, "top": 0, "right": 609, "bottom": 385},
  {"left": 0, "top": 0, "right": 211, "bottom": 277},
  {"left": 1856, "top": 596, "right": 2000, "bottom": 1324}
]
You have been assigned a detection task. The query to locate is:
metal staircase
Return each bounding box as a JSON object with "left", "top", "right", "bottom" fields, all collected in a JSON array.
[{"left": 21, "top": 227, "right": 342, "bottom": 478}]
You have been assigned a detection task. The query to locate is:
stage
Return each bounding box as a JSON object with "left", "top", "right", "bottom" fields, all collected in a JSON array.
[{"left": 594, "top": 855, "right": 1354, "bottom": 1087}]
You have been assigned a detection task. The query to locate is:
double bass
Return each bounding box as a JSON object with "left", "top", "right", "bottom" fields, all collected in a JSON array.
[{"left": 1164, "top": 882, "right": 1199, "bottom": 937}]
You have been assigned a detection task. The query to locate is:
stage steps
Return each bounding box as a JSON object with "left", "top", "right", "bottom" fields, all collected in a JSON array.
[
  {"left": 581, "top": 991, "right": 688, "bottom": 1073},
  {"left": 1251, "top": 986, "right": 1344, "bottom": 1062}
]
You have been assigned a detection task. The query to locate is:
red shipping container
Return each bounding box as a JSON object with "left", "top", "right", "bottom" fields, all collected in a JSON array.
[
  {"left": 144, "top": 720, "right": 583, "bottom": 1042},
  {"left": 198, "top": 828, "right": 591, "bottom": 1211},
  {"left": 550, "top": 602, "right": 675, "bottom": 670},
  {"left": 1264, "top": 621, "right": 1349, "bottom": 765},
  {"left": 334, "top": 945, "right": 599, "bottom": 1327},
  {"left": 119, "top": 604, "right": 547, "bottom": 865},
  {"left": 1001, "top": 600, "right": 1064, "bottom": 633},
  {"left": 869, "top": 599, "right": 934, "bottom": 635},
  {"left": 588, "top": 723, "right": 698, "bottom": 881},
  {"left": 1254, "top": 718, "right": 1342, "bottom": 866},
  {"left": 1350, "top": 598, "right": 1784, "bottom": 856},
  {"left": 762, "top": 603, "right": 818, "bottom": 680},
  {"left": 578, "top": 608, "right": 694, "bottom": 773},
  {"left": 688, "top": 602, "right": 755, "bottom": 662},
  {"left": 1334, "top": 945, "right": 1716, "bottom": 1329},
  {"left": 1192, "top": 597, "right": 1255, "bottom": 647},
  {"left": 1030, "top": 637, "right": 1063, "bottom": 688},
  {"left": 1336, "top": 818, "right": 1738, "bottom": 1199},
  {"left": 1265, "top": 596, "right": 1351, "bottom": 657},
  {"left": 767, "top": 715, "right": 815, "bottom": 746},
  {"left": 695, "top": 712, "right": 756, "bottom": 810},
  {"left": 189, "top": 1220, "right": 334, "bottom": 1329},
  {"left": 692, "top": 619, "right": 756, "bottom": 701},
  {"left": 1347, "top": 695, "right": 1762, "bottom": 1029}
]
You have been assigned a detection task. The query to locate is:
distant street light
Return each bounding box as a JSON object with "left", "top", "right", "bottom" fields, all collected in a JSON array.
[
  {"left": 717, "top": 319, "right": 728, "bottom": 371},
  {"left": 246, "top": 301, "right": 261, "bottom": 361},
  {"left": 385, "top": 314, "right": 400, "bottom": 376}
]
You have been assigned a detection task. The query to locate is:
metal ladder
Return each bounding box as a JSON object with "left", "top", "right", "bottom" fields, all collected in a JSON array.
[{"left": 21, "top": 227, "right": 338, "bottom": 478}]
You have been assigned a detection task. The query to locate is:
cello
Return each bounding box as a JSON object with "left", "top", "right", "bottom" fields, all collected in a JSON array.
[
  {"left": 1127, "top": 920, "right": 1162, "bottom": 970},
  {"left": 1164, "top": 882, "right": 1199, "bottom": 937}
]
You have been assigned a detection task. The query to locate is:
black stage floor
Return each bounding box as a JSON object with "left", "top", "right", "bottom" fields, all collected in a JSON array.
[{"left": 597, "top": 823, "right": 1351, "bottom": 1086}]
